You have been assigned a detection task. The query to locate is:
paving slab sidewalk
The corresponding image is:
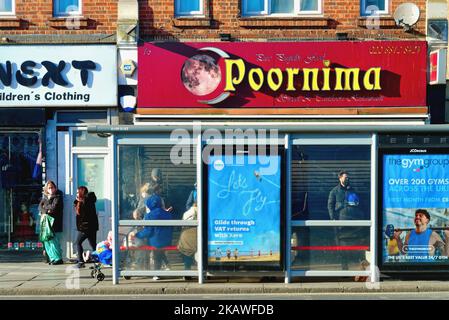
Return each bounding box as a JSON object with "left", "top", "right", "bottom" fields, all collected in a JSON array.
[{"left": 0, "top": 262, "right": 448, "bottom": 296}]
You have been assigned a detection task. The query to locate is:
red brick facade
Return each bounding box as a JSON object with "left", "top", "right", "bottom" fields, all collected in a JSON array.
[
  {"left": 0, "top": 0, "right": 117, "bottom": 35},
  {"left": 139, "top": 0, "right": 426, "bottom": 41}
]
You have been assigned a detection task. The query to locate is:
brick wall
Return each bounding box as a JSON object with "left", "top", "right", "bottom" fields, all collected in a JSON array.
[
  {"left": 139, "top": 0, "right": 427, "bottom": 41},
  {"left": 0, "top": 0, "right": 117, "bottom": 35}
]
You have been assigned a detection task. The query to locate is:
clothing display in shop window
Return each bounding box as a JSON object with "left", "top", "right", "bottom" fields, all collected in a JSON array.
[
  {"left": 14, "top": 203, "right": 35, "bottom": 239},
  {"left": 0, "top": 151, "right": 9, "bottom": 188},
  {"left": 32, "top": 139, "right": 42, "bottom": 180},
  {"left": 0, "top": 134, "right": 41, "bottom": 188}
]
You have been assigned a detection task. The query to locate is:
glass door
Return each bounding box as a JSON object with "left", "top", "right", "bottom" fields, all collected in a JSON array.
[{"left": 73, "top": 154, "right": 110, "bottom": 247}]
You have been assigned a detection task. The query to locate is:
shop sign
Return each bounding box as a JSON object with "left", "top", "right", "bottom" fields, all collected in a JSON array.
[
  {"left": 429, "top": 48, "right": 447, "bottom": 85},
  {"left": 206, "top": 152, "right": 282, "bottom": 269},
  {"left": 381, "top": 149, "right": 449, "bottom": 267},
  {"left": 138, "top": 41, "right": 427, "bottom": 108},
  {"left": 0, "top": 45, "right": 117, "bottom": 107}
]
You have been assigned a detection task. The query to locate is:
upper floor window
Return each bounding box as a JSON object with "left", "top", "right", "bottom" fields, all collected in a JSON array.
[
  {"left": 361, "top": 0, "right": 388, "bottom": 16},
  {"left": 175, "top": 0, "right": 204, "bottom": 17},
  {"left": 242, "top": 0, "right": 321, "bottom": 16},
  {"left": 54, "top": 0, "right": 82, "bottom": 17},
  {"left": 0, "top": 0, "right": 15, "bottom": 15}
]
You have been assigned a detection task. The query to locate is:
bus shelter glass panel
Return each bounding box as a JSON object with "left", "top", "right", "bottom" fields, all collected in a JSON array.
[
  {"left": 291, "top": 226, "right": 370, "bottom": 271},
  {"left": 118, "top": 144, "right": 197, "bottom": 272},
  {"left": 119, "top": 226, "right": 198, "bottom": 271},
  {"left": 291, "top": 145, "right": 371, "bottom": 221}
]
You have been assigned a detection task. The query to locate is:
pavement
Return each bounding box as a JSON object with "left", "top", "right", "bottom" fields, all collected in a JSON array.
[{"left": 1, "top": 262, "right": 449, "bottom": 296}]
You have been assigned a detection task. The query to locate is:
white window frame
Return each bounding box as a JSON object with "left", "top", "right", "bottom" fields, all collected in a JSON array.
[
  {"left": 54, "top": 0, "right": 82, "bottom": 17},
  {"left": 361, "top": 0, "right": 388, "bottom": 16},
  {"left": 0, "top": 0, "right": 15, "bottom": 16},
  {"left": 175, "top": 0, "right": 204, "bottom": 17},
  {"left": 241, "top": 0, "right": 322, "bottom": 17}
]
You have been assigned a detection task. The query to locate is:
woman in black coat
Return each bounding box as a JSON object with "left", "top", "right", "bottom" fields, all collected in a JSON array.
[
  {"left": 39, "top": 180, "right": 64, "bottom": 265},
  {"left": 73, "top": 186, "right": 99, "bottom": 268}
]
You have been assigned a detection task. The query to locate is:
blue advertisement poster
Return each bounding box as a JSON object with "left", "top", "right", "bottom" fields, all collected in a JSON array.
[
  {"left": 207, "top": 154, "right": 281, "bottom": 266},
  {"left": 382, "top": 153, "right": 449, "bottom": 265}
]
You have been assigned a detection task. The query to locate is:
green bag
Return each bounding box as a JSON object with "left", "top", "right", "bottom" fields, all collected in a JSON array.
[{"left": 39, "top": 214, "right": 55, "bottom": 242}]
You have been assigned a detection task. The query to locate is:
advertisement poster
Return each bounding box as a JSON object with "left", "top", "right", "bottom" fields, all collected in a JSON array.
[
  {"left": 382, "top": 152, "right": 449, "bottom": 265},
  {"left": 207, "top": 154, "right": 282, "bottom": 268}
]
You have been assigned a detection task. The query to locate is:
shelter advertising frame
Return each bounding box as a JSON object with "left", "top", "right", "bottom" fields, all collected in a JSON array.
[
  {"left": 378, "top": 141, "right": 449, "bottom": 272},
  {"left": 202, "top": 144, "right": 286, "bottom": 272}
]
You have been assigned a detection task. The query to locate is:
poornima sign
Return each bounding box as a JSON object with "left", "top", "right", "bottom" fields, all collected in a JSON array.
[
  {"left": 223, "top": 59, "right": 381, "bottom": 92},
  {"left": 138, "top": 41, "right": 427, "bottom": 108}
]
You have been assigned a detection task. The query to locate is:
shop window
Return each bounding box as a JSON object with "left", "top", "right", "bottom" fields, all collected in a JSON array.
[
  {"left": 241, "top": 0, "right": 321, "bottom": 16},
  {"left": 291, "top": 227, "right": 370, "bottom": 271},
  {"left": 56, "top": 111, "right": 108, "bottom": 125},
  {"left": 54, "top": 0, "right": 81, "bottom": 16},
  {"left": 0, "top": 0, "right": 14, "bottom": 15},
  {"left": 73, "top": 131, "right": 108, "bottom": 148},
  {"left": 361, "top": 0, "right": 388, "bottom": 16},
  {"left": 291, "top": 145, "right": 371, "bottom": 220},
  {"left": 175, "top": 0, "right": 204, "bottom": 17},
  {"left": 0, "top": 133, "right": 42, "bottom": 250}
]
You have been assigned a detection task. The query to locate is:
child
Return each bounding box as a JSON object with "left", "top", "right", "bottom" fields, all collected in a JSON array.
[{"left": 83, "top": 231, "right": 113, "bottom": 266}]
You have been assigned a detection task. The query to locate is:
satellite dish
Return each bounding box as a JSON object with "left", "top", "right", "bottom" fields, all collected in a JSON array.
[{"left": 393, "top": 3, "right": 420, "bottom": 31}]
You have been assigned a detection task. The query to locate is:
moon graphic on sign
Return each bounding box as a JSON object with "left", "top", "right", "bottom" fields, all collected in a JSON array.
[{"left": 180, "top": 47, "right": 231, "bottom": 105}]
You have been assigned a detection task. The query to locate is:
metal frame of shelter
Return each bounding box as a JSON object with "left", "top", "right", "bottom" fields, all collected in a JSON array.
[{"left": 87, "top": 123, "right": 449, "bottom": 285}]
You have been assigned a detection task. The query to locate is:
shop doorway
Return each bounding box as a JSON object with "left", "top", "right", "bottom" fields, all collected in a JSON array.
[{"left": 58, "top": 128, "right": 112, "bottom": 259}]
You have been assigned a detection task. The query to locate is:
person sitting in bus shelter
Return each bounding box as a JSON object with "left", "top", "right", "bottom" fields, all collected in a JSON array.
[{"left": 129, "top": 194, "right": 173, "bottom": 280}]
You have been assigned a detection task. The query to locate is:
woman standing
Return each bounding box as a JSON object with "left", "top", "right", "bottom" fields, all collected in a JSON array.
[
  {"left": 39, "top": 180, "right": 63, "bottom": 265},
  {"left": 73, "top": 186, "right": 99, "bottom": 268}
]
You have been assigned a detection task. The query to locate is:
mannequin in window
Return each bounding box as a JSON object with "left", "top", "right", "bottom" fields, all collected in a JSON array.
[{"left": 15, "top": 203, "right": 34, "bottom": 240}]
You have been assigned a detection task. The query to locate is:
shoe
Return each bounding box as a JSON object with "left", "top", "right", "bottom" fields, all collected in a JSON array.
[
  {"left": 51, "top": 260, "right": 63, "bottom": 265},
  {"left": 75, "top": 262, "right": 85, "bottom": 268},
  {"left": 152, "top": 276, "right": 160, "bottom": 281},
  {"left": 183, "top": 276, "right": 193, "bottom": 281}
]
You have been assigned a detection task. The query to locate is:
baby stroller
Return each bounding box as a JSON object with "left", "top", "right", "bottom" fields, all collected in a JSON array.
[{"left": 87, "top": 240, "right": 113, "bottom": 282}]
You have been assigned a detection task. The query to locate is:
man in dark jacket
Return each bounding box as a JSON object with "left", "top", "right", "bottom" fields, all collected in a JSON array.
[
  {"left": 327, "top": 170, "right": 365, "bottom": 270},
  {"left": 328, "top": 170, "right": 354, "bottom": 220},
  {"left": 130, "top": 194, "right": 173, "bottom": 277}
]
